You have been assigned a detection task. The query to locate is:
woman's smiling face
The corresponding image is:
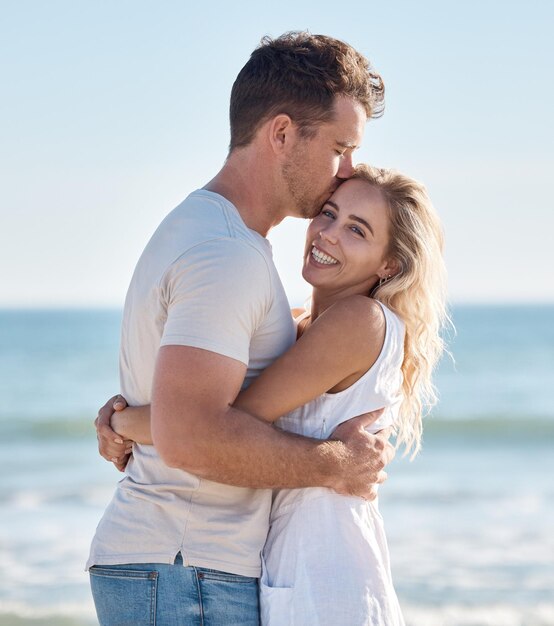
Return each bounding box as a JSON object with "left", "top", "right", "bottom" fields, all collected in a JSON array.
[{"left": 302, "top": 178, "right": 394, "bottom": 297}]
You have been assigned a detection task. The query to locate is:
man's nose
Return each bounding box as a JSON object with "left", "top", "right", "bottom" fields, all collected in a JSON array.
[{"left": 337, "top": 152, "right": 354, "bottom": 179}]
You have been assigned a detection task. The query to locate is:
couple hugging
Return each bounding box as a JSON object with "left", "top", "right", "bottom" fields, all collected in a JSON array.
[{"left": 88, "top": 31, "right": 448, "bottom": 626}]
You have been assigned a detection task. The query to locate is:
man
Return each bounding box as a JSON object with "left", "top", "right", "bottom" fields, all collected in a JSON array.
[{"left": 89, "top": 32, "right": 390, "bottom": 625}]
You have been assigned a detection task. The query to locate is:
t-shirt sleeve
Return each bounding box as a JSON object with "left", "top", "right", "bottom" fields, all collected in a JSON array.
[{"left": 159, "top": 238, "right": 272, "bottom": 365}]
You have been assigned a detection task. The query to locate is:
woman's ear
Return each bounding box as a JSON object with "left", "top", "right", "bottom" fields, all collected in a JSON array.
[{"left": 379, "top": 258, "right": 401, "bottom": 280}]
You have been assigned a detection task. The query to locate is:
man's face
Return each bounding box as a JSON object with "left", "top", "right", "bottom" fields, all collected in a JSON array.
[{"left": 281, "top": 97, "right": 367, "bottom": 219}]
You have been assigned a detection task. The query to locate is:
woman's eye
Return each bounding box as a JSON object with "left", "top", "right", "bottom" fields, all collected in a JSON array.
[
  {"left": 350, "top": 225, "right": 365, "bottom": 236},
  {"left": 321, "top": 209, "right": 335, "bottom": 218}
]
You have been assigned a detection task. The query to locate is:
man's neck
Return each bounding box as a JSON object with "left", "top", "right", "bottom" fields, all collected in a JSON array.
[{"left": 203, "top": 149, "right": 288, "bottom": 237}]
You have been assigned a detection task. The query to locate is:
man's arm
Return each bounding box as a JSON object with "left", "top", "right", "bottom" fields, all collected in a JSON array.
[{"left": 150, "top": 344, "right": 389, "bottom": 496}]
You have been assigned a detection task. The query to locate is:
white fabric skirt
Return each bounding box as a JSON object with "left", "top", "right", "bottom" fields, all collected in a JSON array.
[{"left": 260, "top": 489, "right": 405, "bottom": 626}]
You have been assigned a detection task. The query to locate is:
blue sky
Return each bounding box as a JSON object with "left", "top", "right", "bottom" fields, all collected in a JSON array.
[{"left": 1, "top": 0, "right": 553, "bottom": 307}]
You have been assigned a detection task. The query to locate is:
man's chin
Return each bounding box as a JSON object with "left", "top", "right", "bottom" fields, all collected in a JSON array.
[
  {"left": 295, "top": 191, "right": 334, "bottom": 219},
  {"left": 300, "top": 205, "right": 322, "bottom": 220}
]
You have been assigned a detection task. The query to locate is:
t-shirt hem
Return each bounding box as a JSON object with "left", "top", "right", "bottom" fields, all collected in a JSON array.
[
  {"left": 86, "top": 552, "right": 175, "bottom": 571},
  {"left": 184, "top": 553, "right": 261, "bottom": 578},
  {"left": 86, "top": 552, "right": 261, "bottom": 578}
]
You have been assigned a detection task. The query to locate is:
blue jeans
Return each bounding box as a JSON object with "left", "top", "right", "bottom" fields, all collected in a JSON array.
[{"left": 89, "top": 553, "right": 260, "bottom": 625}]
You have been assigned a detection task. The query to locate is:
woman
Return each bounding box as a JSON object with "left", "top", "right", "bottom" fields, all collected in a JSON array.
[{"left": 97, "top": 164, "right": 448, "bottom": 625}]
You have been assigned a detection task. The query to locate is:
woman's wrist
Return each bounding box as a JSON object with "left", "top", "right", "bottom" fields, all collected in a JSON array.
[{"left": 111, "top": 408, "right": 131, "bottom": 440}]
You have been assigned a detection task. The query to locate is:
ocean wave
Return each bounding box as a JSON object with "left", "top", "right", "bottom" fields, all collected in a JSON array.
[
  {"left": 423, "top": 415, "right": 554, "bottom": 441},
  {"left": 1, "top": 414, "right": 553, "bottom": 443},
  {"left": 0, "top": 604, "right": 95, "bottom": 626},
  {"left": 1, "top": 602, "right": 553, "bottom": 626},
  {"left": 402, "top": 602, "right": 554, "bottom": 626},
  {"left": 0, "top": 417, "right": 94, "bottom": 441}
]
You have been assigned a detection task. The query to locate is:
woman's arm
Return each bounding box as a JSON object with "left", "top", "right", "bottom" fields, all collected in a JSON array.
[
  {"left": 235, "top": 295, "right": 386, "bottom": 422},
  {"left": 95, "top": 398, "right": 152, "bottom": 470},
  {"left": 111, "top": 405, "right": 153, "bottom": 444}
]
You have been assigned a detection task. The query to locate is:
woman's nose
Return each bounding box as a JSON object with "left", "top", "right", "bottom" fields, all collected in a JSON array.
[{"left": 319, "top": 227, "right": 338, "bottom": 245}]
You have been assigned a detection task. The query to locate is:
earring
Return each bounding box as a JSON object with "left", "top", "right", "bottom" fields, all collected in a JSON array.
[{"left": 378, "top": 274, "right": 392, "bottom": 287}]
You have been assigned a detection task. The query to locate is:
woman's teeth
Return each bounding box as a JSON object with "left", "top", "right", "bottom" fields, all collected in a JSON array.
[{"left": 311, "top": 247, "right": 338, "bottom": 265}]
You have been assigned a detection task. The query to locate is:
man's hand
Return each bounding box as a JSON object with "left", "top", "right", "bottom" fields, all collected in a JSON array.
[
  {"left": 95, "top": 394, "right": 133, "bottom": 472},
  {"left": 328, "top": 409, "right": 395, "bottom": 500}
]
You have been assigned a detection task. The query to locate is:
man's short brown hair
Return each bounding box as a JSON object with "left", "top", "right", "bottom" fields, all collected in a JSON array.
[{"left": 229, "top": 31, "right": 385, "bottom": 151}]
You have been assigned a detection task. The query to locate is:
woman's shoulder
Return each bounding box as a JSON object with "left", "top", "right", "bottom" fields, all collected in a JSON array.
[
  {"left": 308, "top": 297, "right": 389, "bottom": 393},
  {"left": 307, "top": 296, "right": 386, "bottom": 366},
  {"left": 319, "top": 295, "right": 386, "bottom": 332}
]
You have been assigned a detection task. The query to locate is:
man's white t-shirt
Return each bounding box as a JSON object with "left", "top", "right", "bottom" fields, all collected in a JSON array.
[{"left": 87, "top": 190, "right": 296, "bottom": 577}]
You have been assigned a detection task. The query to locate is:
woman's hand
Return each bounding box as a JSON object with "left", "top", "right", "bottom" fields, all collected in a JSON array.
[{"left": 95, "top": 394, "right": 133, "bottom": 472}]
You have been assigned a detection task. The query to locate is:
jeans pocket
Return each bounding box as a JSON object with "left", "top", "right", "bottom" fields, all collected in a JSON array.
[
  {"left": 89, "top": 566, "right": 158, "bottom": 626},
  {"left": 196, "top": 568, "right": 260, "bottom": 625}
]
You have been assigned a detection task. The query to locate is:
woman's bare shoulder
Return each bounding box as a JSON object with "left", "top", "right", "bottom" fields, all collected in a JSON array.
[
  {"left": 304, "top": 296, "right": 386, "bottom": 368},
  {"left": 314, "top": 296, "right": 385, "bottom": 333}
]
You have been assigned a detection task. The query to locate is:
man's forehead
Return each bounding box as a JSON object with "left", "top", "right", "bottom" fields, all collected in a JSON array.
[{"left": 327, "top": 97, "right": 366, "bottom": 144}]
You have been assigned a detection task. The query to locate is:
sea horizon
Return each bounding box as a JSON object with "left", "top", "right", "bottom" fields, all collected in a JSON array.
[{"left": 1, "top": 301, "right": 554, "bottom": 311}]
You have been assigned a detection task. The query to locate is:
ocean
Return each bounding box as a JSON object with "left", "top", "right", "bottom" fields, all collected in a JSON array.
[{"left": 0, "top": 305, "right": 553, "bottom": 626}]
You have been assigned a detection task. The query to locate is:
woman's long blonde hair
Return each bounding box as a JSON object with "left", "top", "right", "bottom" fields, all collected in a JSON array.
[{"left": 352, "top": 164, "right": 450, "bottom": 457}]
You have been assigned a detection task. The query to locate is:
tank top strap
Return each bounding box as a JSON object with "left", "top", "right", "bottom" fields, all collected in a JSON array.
[{"left": 293, "top": 309, "right": 311, "bottom": 326}]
